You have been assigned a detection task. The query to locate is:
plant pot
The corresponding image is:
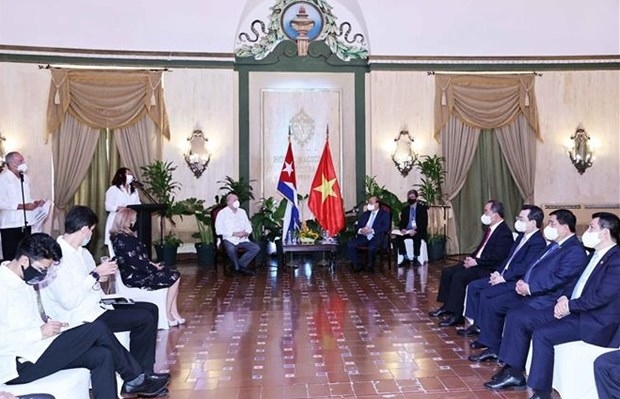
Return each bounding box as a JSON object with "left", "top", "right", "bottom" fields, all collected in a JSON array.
[
  {"left": 427, "top": 237, "right": 447, "bottom": 261},
  {"left": 195, "top": 242, "right": 215, "bottom": 267},
  {"left": 155, "top": 244, "right": 179, "bottom": 267}
]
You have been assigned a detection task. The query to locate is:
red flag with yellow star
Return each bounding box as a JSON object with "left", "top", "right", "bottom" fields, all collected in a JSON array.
[{"left": 308, "top": 139, "right": 345, "bottom": 236}]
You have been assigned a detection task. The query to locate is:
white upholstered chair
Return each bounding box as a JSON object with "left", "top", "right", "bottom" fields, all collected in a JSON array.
[{"left": 113, "top": 270, "right": 169, "bottom": 330}]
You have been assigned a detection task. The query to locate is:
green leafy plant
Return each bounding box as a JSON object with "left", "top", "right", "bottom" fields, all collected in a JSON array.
[
  {"left": 140, "top": 161, "right": 182, "bottom": 215},
  {"left": 215, "top": 176, "right": 256, "bottom": 206},
  {"left": 414, "top": 155, "right": 446, "bottom": 205},
  {"left": 250, "top": 196, "right": 287, "bottom": 242},
  {"left": 176, "top": 198, "right": 214, "bottom": 245},
  {"left": 364, "top": 175, "right": 402, "bottom": 225},
  {"left": 155, "top": 232, "right": 183, "bottom": 248}
]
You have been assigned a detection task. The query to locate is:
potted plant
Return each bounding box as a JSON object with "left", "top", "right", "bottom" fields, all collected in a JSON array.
[
  {"left": 250, "top": 196, "right": 286, "bottom": 260},
  {"left": 176, "top": 197, "right": 216, "bottom": 267},
  {"left": 364, "top": 175, "right": 402, "bottom": 225},
  {"left": 140, "top": 160, "right": 183, "bottom": 265},
  {"left": 215, "top": 176, "right": 255, "bottom": 207},
  {"left": 415, "top": 155, "right": 448, "bottom": 261}
]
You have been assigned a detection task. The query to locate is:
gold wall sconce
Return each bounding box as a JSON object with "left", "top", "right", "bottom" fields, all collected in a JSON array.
[
  {"left": 184, "top": 129, "right": 211, "bottom": 178},
  {"left": 568, "top": 125, "right": 593, "bottom": 175},
  {"left": 391, "top": 129, "right": 417, "bottom": 177}
]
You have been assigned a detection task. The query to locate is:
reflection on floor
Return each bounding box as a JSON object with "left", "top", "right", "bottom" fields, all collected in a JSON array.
[{"left": 155, "top": 256, "right": 561, "bottom": 398}]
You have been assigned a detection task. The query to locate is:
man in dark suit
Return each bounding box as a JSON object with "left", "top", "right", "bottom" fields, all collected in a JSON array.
[
  {"left": 484, "top": 212, "right": 620, "bottom": 399},
  {"left": 392, "top": 189, "right": 428, "bottom": 267},
  {"left": 595, "top": 349, "right": 620, "bottom": 399},
  {"left": 459, "top": 205, "right": 547, "bottom": 338},
  {"left": 471, "top": 209, "right": 587, "bottom": 363},
  {"left": 345, "top": 196, "right": 391, "bottom": 272},
  {"left": 429, "top": 200, "right": 514, "bottom": 327}
]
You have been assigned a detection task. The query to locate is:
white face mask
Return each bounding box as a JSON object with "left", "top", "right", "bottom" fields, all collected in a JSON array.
[
  {"left": 581, "top": 230, "right": 602, "bottom": 249},
  {"left": 82, "top": 235, "right": 92, "bottom": 247},
  {"left": 17, "top": 163, "right": 28, "bottom": 173},
  {"left": 480, "top": 214, "right": 492, "bottom": 225},
  {"left": 367, "top": 204, "right": 376, "bottom": 212},
  {"left": 514, "top": 220, "right": 527, "bottom": 233},
  {"left": 544, "top": 225, "right": 559, "bottom": 241},
  {"left": 126, "top": 174, "right": 134, "bottom": 184},
  {"left": 232, "top": 200, "right": 240, "bottom": 209}
]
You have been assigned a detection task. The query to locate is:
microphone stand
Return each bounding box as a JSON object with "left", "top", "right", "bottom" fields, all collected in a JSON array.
[{"left": 19, "top": 172, "right": 28, "bottom": 235}]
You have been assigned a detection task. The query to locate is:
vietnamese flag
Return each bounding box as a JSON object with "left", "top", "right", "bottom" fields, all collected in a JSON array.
[{"left": 308, "top": 137, "right": 345, "bottom": 236}]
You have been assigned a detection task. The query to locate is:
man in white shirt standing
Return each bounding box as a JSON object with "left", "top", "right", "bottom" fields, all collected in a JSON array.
[
  {"left": 0, "top": 233, "right": 167, "bottom": 399},
  {"left": 40, "top": 206, "right": 169, "bottom": 384},
  {"left": 0, "top": 152, "right": 45, "bottom": 261},
  {"left": 214, "top": 193, "right": 260, "bottom": 276}
]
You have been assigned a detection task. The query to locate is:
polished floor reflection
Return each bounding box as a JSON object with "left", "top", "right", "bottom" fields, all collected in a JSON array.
[{"left": 155, "top": 257, "right": 560, "bottom": 398}]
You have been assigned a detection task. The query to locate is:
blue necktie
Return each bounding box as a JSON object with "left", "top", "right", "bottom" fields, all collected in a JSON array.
[{"left": 523, "top": 242, "right": 559, "bottom": 282}]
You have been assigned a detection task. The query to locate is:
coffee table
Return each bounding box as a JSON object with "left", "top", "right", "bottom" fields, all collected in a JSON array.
[{"left": 279, "top": 243, "right": 339, "bottom": 271}]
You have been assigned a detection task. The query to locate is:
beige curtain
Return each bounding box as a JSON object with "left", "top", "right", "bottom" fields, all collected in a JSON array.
[
  {"left": 52, "top": 114, "right": 100, "bottom": 235},
  {"left": 441, "top": 116, "right": 481, "bottom": 254},
  {"left": 114, "top": 116, "right": 159, "bottom": 182},
  {"left": 46, "top": 69, "right": 169, "bottom": 141},
  {"left": 434, "top": 74, "right": 540, "bottom": 140},
  {"left": 496, "top": 114, "right": 537, "bottom": 203}
]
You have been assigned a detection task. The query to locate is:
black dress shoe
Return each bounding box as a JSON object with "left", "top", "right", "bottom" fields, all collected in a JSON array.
[
  {"left": 428, "top": 307, "right": 451, "bottom": 317},
  {"left": 469, "top": 340, "right": 488, "bottom": 350},
  {"left": 457, "top": 325, "right": 480, "bottom": 337},
  {"left": 483, "top": 372, "right": 526, "bottom": 390},
  {"left": 147, "top": 372, "right": 170, "bottom": 382},
  {"left": 439, "top": 315, "right": 464, "bottom": 327},
  {"left": 121, "top": 376, "right": 168, "bottom": 397},
  {"left": 238, "top": 267, "right": 255, "bottom": 276},
  {"left": 529, "top": 391, "right": 551, "bottom": 399},
  {"left": 490, "top": 365, "right": 510, "bottom": 381},
  {"left": 468, "top": 348, "right": 498, "bottom": 362}
]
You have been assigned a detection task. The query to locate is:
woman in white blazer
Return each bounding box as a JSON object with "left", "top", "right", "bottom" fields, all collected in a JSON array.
[{"left": 104, "top": 167, "right": 140, "bottom": 256}]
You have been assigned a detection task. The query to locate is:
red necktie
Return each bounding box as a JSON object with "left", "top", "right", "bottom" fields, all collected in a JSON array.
[{"left": 474, "top": 228, "right": 491, "bottom": 258}]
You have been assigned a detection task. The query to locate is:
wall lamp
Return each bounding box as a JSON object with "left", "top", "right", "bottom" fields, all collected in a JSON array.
[
  {"left": 568, "top": 125, "right": 593, "bottom": 175},
  {"left": 184, "top": 129, "right": 211, "bottom": 178},
  {"left": 391, "top": 129, "right": 417, "bottom": 177}
]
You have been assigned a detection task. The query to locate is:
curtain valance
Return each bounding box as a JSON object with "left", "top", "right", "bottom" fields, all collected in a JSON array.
[
  {"left": 434, "top": 74, "right": 541, "bottom": 141},
  {"left": 46, "top": 69, "right": 169, "bottom": 140}
]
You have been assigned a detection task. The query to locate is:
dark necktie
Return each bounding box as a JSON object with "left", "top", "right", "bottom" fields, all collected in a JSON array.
[
  {"left": 523, "top": 242, "right": 560, "bottom": 282},
  {"left": 34, "top": 285, "right": 49, "bottom": 322},
  {"left": 473, "top": 228, "right": 492, "bottom": 258}
]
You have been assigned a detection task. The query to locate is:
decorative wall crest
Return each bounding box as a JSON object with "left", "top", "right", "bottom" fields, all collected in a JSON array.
[
  {"left": 235, "top": 0, "right": 367, "bottom": 61},
  {"left": 290, "top": 109, "right": 315, "bottom": 146}
]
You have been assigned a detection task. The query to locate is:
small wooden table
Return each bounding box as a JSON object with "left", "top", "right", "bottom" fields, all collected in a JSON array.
[{"left": 279, "top": 243, "right": 339, "bottom": 271}]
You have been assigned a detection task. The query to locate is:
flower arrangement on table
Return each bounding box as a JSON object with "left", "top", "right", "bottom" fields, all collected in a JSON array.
[{"left": 298, "top": 221, "right": 320, "bottom": 244}]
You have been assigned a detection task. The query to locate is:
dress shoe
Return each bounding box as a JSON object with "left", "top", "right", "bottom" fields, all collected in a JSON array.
[
  {"left": 490, "top": 365, "right": 510, "bottom": 382},
  {"left": 147, "top": 372, "right": 171, "bottom": 382},
  {"left": 469, "top": 340, "right": 488, "bottom": 350},
  {"left": 121, "top": 376, "right": 168, "bottom": 397},
  {"left": 483, "top": 372, "right": 526, "bottom": 390},
  {"left": 439, "top": 315, "right": 464, "bottom": 327},
  {"left": 468, "top": 348, "right": 498, "bottom": 362},
  {"left": 457, "top": 325, "right": 480, "bottom": 337},
  {"left": 428, "top": 307, "right": 450, "bottom": 318},
  {"left": 238, "top": 267, "right": 255, "bottom": 276},
  {"left": 529, "top": 391, "right": 551, "bottom": 399}
]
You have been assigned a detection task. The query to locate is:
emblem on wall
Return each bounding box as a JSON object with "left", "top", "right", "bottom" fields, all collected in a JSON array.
[
  {"left": 235, "top": 0, "right": 367, "bottom": 61},
  {"left": 290, "top": 109, "right": 315, "bottom": 146}
]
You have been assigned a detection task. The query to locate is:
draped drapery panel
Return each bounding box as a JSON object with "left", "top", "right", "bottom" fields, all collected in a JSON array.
[
  {"left": 114, "top": 116, "right": 158, "bottom": 184},
  {"left": 434, "top": 74, "right": 541, "bottom": 140},
  {"left": 46, "top": 69, "right": 169, "bottom": 140}
]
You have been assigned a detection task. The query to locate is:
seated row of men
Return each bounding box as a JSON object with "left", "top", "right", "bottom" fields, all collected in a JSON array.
[
  {"left": 0, "top": 206, "right": 171, "bottom": 399},
  {"left": 427, "top": 200, "right": 620, "bottom": 399}
]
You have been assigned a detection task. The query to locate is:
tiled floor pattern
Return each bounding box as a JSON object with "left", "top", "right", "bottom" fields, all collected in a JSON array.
[{"left": 155, "top": 257, "right": 560, "bottom": 398}]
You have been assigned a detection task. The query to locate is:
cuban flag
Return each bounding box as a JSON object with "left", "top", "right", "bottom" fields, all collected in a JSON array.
[{"left": 277, "top": 140, "right": 300, "bottom": 241}]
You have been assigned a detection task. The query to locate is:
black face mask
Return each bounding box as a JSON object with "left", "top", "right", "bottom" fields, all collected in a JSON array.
[
  {"left": 129, "top": 223, "right": 138, "bottom": 232},
  {"left": 407, "top": 198, "right": 417, "bottom": 205},
  {"left": 21, "top": 261, "right": 48, "bottom": 285}
]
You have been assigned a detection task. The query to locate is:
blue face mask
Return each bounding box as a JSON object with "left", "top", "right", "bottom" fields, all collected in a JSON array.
[{"left": 21, "top": 260, "right": 48, "bottom": 285}]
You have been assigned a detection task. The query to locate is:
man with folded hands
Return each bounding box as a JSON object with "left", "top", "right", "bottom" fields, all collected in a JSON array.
[
  {"left": 483, "top": 212, "right": 620, "bottom": 399},
  {"left": 39, "top": 206, "right": 169, "bottom": 386},
  {"left": 0, "top": 233, "right": 168, "bottom": 399}
]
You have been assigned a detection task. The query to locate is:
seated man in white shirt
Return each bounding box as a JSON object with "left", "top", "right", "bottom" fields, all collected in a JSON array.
[
  {"left": 39, "top": 206, "right": 169, "bottom": 383},
  {"left": 0, "top": 233, "right": 167, "bottom": 399},
  {"left": 214, "top": 193, "right": 260, "bottom": 276}
]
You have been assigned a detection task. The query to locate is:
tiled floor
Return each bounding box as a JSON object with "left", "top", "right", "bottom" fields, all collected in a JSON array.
[{"left": 155, "top": 255, "right": 560, "bottom": 398}]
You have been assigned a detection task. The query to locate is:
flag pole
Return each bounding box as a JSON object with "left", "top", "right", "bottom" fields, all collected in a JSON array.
[
  {"left": 326, "top": 124, "right": 329, "bottom": 141},
  {"left": 288, "top": 124, "right": 292, "bottom": 143}
]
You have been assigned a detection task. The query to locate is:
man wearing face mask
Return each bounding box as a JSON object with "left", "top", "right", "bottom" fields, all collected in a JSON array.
[
  {"left": 39, "top": 206, "right": 169, "bottom": 386},
  {"left": 0, "top": 233, "right": 168, "bottom": 399},
  {"left": 459, "top": 205, "right": 546, "bottom": 338},
  {"left": 392, "top": 189, "right": 428, "bottom": 267},
  {"left": 214, "top": 193, "right": 260, "bottom": 276},
  {"left": 429, "top": 200, "right": 514, "bottom": 327},
  {"left": 0, "top": 152, "right": 45, "bottom": 261},
  {"left": 471, "top": 209, "right": 587, "bottom": 367},
  {"left": 345, "top": 196, "right": 391, "bottom": 273},
  {"left": 483, "top": 213, "right": 620, "bottom": 399}
]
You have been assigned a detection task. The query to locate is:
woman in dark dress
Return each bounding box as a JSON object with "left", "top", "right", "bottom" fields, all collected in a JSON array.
[{"left": 110, "top": 208, "right": 184, "bottom": 326}]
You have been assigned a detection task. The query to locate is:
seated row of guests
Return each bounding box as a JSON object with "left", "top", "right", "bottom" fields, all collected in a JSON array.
[
  {"left": 0, "top": 232, "right": 169, "bottom": 399},
  {"left": 429, "top": 200, "right": 620, "bottom": 399}
]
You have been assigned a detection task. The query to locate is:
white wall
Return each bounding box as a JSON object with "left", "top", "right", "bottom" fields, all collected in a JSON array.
[{"left": 1, "top": 0, "right": 617, "bottom": 56}]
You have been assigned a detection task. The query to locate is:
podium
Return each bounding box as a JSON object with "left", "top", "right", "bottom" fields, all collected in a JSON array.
[{"left": 127, "top": 204, "right": 167, "bottom": 259}]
